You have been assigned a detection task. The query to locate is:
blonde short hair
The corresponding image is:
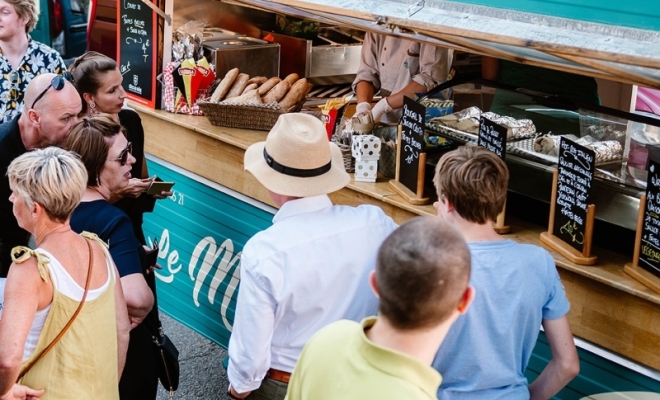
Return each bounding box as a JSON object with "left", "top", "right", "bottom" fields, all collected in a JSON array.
[
  {"left": 6, "top": 0, "right": 39, "bottom": 33},
  {"left": 7, "top": 147, "right": 87, "bottom": 222}
]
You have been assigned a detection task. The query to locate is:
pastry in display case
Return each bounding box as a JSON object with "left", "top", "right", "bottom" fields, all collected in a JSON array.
[{"left": 423, "top": 77, "right": 660, "bottom": 233}]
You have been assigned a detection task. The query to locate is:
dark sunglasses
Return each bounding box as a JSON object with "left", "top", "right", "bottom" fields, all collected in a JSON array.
[
  {"left": 8, "top": 71, "right": 19, "bottom": 101},
  {"left": 108, "top": 142, "right": 133, "bottom": 166},
  {"left": 31, "top": 72, "right": 74, "bottom": 109}
]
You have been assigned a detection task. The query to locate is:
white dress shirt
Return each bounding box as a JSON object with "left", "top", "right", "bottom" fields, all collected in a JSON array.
[
  {"left": 353, "top": 32, "right": 452, "bottom": 122},
  {"left": 227, "top": 195, "right": 398, "bottom": 393}
]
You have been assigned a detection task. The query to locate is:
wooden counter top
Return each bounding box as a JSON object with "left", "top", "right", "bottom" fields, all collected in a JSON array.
[
  {"left": 134, "top": 106, "right": 659, "bottom": 304},
  {"left": 134, "top": 104, "right": 660, "bottom": 370}
]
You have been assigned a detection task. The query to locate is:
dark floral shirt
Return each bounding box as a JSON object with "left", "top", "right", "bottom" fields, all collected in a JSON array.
[{"left": 0, "top": 36, "right": 66, "bottom": 123}]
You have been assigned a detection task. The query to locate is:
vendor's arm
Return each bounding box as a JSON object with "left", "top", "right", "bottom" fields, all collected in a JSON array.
[
  {"left": 374, "top": 42, "right": 451, "bottom": 118},
  {"left": 353, "top": 32, "right": 382, "bottom": 105},
  {"left": 227, "top": 254, "right": 277, "bottom": 397},
  {"left": 0, "top": 258, "right": 49, "bottom": 397}
]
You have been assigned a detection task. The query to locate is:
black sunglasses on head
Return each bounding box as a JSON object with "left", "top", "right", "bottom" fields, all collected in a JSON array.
[
  {"left": 109, "top": 142, "right": 133, "bottom": 166},
  {"left": 31, "top": 72, "right": 74, "bottom": 109}
]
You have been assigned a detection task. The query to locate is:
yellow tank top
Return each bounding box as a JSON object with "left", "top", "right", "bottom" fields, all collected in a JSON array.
[{"left": 15, "top": 232, "right": 119, "bottom": 400}]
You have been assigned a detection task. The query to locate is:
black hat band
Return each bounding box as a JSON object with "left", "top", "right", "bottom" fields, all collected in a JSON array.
[{"left": 263, "top": 148, "right": 331, "bottom": 178}]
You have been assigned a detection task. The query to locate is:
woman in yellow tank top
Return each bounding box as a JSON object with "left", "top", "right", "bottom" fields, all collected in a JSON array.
[{"left": 0, "top": 147, "right": 131, "bottom": 399}]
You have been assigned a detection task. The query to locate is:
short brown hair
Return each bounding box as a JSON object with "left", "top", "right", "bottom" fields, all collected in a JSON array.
[
  {"left": 434, "top": 146, "right": 509, "bottom": 224},
  {"left": 65, "top": 114, "right": 125, "bottom": 187},
  {"left": 376, "top": 216, "right": 471, "bottom": 330},
  {"left": 8, "top": 147, "right": 87, "bottom": 222},
  {"left": 5, "top": 0, "right": 38, "bottom": 33}
]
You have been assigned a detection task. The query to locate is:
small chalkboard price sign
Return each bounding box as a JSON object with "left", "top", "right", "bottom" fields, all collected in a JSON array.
[
  {"left": 118, "top": 0, "right": 158, "bottom": 108},
  {"left": 478, "top": 116, "right": 507, "bottom": 160},
  {"left": 477, "top": 116, "right": 509, "bottom": 233},
  {"left": 540, "top": 137, "right": 598, "bottom": 265},
  {"left": 625, "top": 158, "right": 660, "bottom": 294},
  {"left": 389, "top": 96, "right": 430, "bottom": 205}
]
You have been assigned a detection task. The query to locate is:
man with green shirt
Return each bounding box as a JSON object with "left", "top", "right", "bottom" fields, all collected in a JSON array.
[{"left": 284, "top": 217, "right": 474, "bottom": 400}]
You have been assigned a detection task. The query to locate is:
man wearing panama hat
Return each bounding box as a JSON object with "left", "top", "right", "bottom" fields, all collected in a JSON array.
[{"left": 227, "top": 113, "right": 398, "bottom": 400}]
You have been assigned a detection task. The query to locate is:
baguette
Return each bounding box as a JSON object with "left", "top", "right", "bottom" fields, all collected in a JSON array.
[
  {"left": 258, "top": 77, "right": 281, "bottom": 96},
  {"left": 210, "top": 68, "right": 239, "bottom": 102},
  {"left": 242, "top": 83, "right": 258, "bottom": 94},
  {"left": 278, "top": 78, "right": 308, "bottom": 110},
  {"left": 261, "top": 80, "right": 290, "bottom": 104},
  {"left": 283, "top": 73, "right": 299, "bottom": 86},
  {"left": 247, "top": 76, "right": 268, "bottom": 85},
  {"left": 223, "top": 89, "right": 262, "bottom": 105},
  {"left": 225, "top": 73, "right": 250, "bottom": 99}
]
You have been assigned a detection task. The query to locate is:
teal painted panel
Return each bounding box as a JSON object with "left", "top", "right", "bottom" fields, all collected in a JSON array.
[
  {"left": 142, "top": 159, "right": 274, "bottom": 348},
  {"left": 449, "top": 0, "right": 660, "bottom": 31},
  {"left": 31, "top": 0, "right": 51, "bottom": 45},
  {"left": 526, "top": 333, "right": 660, "bottom": 398}
]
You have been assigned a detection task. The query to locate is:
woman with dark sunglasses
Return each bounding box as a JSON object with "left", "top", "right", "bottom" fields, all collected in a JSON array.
[
  {"left": 64, "top": 115, "right": 158, "bottom": 400},
  {"left": 68, "top": 51, "right": 169, "bottom": 245}
]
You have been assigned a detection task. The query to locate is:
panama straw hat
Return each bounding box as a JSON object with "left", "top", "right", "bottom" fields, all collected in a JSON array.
[{"left": 244, "top": 113, "right": 350, "bottom": 197}]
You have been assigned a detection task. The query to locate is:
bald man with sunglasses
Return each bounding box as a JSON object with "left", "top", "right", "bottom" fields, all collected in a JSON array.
[{"left": 0, "top": 72, "right": 81, "bottom": 276}]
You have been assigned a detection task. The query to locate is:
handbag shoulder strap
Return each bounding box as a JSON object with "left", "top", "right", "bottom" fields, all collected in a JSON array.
[{"left": 17, "top": 237, "right": 95, "bottom": 382}]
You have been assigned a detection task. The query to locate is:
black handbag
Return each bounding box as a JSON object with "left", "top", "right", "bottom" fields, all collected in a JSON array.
[{"left": 144, "top": 320, "right": 180, "bottom": 398}]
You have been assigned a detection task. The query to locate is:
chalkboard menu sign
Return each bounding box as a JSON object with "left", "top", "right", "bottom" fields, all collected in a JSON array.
[
  {"left": 639, "top": 159, "right": 660, "bottom": 276},
  {"left": 478, "top": 116, "right": 507, "bottom": 160},
  {"left": 553, "top": 137, "right": 595, "bottom": 251},
  {"left": 399, "top": 96, "right": 426, "bottom": 193},
  {"left": 118, "top": 0, "right": 157, "bottom": 108}
]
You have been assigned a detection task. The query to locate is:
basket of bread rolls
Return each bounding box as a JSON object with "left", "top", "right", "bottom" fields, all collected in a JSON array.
[{"left": 198, "top": 68, "right": 312, "bottom": 131}]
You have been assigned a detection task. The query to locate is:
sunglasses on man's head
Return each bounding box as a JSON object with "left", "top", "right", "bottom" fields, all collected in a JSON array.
[
  {"left": 31, "top": 72, "right": 74, "bottom": 109},
  {"left": 108, "top": 142, "right": 133, "bottom": 166}
]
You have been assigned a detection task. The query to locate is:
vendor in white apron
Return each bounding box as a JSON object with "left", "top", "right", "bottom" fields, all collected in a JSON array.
[{"left": 352, "top": 32, "right": 452, "bottom": 124}]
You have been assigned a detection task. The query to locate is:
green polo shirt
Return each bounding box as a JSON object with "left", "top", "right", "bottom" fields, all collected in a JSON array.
[{"left": 285, "top": 317, "right": 442, "bottom": 400}]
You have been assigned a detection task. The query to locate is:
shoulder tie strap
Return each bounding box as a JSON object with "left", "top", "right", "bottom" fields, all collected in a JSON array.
[
  {"left": 80, "top": 231, "right": 109, "bottom": 249},
  {"left": 11, "top": 246, "right": 50, "bottom": 282}
]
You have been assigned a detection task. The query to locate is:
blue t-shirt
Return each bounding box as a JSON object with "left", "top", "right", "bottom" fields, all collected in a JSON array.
[
  {"left": 433, "top": 240, "right": 570, "bottom": 400},
  {"left": 70, "top": 200, "right": 142, "bottom": 277}
]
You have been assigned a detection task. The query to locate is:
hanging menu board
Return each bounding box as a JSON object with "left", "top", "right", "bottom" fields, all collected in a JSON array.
[
  {"left": 553, "top": 137, "right": 595, "bottom": 251},
  {"left": 118, "top": 0, "right": 157, "bottom": 108},
  {"left": 478, "top": 116, "right": 507, "bottom": 160},
  {"left": 399, "top": 96, "right": 426, "bottom": 193},
  {"left": 639, "top": 159, "right": 660, "bottom": 276}
]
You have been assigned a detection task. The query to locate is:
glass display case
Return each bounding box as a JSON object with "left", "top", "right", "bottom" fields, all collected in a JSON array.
[{"left": 423, "top": 77, "right": 660, "bottom": 231}]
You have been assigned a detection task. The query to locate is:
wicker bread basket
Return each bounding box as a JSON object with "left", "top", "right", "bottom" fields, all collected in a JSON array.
[{"left": 197, "top": 100, "right": 304, "bottom": 131}]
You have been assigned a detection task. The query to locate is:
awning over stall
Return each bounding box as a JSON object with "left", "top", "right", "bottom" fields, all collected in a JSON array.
[{"left": 223, "top": 0, "right": 660, "bottom": 88}]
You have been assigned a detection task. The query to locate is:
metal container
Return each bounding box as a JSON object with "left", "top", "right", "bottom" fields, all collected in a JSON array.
[
  {"left": 203, "top": 38, "right": 280, "bottom": 79},
  {"left": 261, "top": 27, "right": 362, "bottom": 85}
]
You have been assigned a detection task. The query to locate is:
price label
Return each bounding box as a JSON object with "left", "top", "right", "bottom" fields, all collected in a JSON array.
[
  {"left": 553, "top": 137, "right": 595, "bottom": 251},
  {"left": 398, "top": 96, "right": 426, "bottom": 193},
  {"left": 478, "top": 116, "right": 507, "bottom": 160},
  {"left": 639, "top": 159, "right": 660, "bottom": 276},
  {"left": 118, "top": 0, "right": 157, "bottom": 107}
]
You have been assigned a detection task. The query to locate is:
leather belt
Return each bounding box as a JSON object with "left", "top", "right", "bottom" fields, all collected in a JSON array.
[{"left": 266, "top": 368, "right": 291, "bottom": 383}]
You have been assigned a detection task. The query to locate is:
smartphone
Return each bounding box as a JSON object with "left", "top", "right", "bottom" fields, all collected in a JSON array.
[
  {"left": 147, "top": 180, "right": 175, "bottom": 195},
  {"left": 144, "top": 238, "right": 159, "bottom": 267}
]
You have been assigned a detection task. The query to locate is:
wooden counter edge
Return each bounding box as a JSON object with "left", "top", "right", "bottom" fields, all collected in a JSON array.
[{"left": 130, "top": 104, "right": 660, "bottom": 308}]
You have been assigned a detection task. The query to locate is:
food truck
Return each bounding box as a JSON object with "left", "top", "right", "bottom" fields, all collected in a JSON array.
[{"left": 119, "top": 0, "right": 660, "bottom": 396}]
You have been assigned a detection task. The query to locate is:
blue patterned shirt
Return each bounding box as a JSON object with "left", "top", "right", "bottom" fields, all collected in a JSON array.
[{"left": 0, "top": 36, "right": 66, "bottom": 123}]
